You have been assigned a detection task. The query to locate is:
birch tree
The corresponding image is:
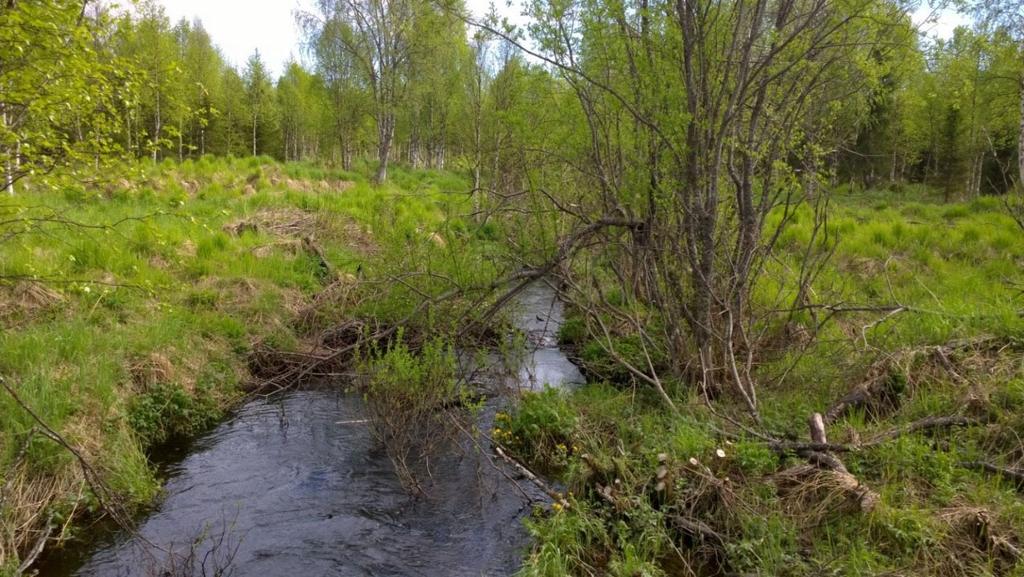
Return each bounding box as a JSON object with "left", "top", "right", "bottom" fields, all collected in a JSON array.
[
  {"left": 302, "top": 0, "right": 417, "bottom": 183},
  {"left": 0, "top": 0, "right": 122, "bottom": 193}
]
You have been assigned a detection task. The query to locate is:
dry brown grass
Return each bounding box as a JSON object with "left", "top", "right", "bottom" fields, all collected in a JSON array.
[
  {"left": 1, "top": 445, "right": 85, "bottom": 571},
  {"left": 265, "top": 168, "right": 355, "bottom": 194},
  {"left": 928, "top": 506, "right": 1022, "bottom": 576},
  {"left": 128, "top": 351, "right": 177, "bottom": 390},
  {"left": 0, "top": 282, "right": 66, "bottom": 329},
  {"left": 295, "top": 276, "right": 361, "bottom": 334},
  {"left": 225, "top": 207, "right": 376, "bottom": 260},
  {"left": 223, "top": 208, "right": 317, "bottom": 239},
  {"left": 773, "top": 464, "right": 879, "bottom": 526}
]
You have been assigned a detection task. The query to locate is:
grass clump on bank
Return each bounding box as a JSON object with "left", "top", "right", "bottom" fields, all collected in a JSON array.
[
  {"left": 0, "top": 157, "right": 474, "bottom": 572},
  {"left": 511, "top": 187, "right": 1024, "bottom": 576}
]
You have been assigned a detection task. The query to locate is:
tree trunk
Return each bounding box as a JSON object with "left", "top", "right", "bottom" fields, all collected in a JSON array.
[
  {"left": 410, "top": 125, "right": 422, "bottom": 169},
  {"left": 252, "top": 112, "right": 258, "bottom": 157},
  {"left": 890, "top": 149, "right": 897, "bottom": 185},
  {"left": 2, "top": 108, "right": 13, "bottom": 195},
  {"left": 472, "top": 102, "right": 482, "bottom": 203},
  {"left": 1018, "top": 72, "right": 1024, "bottom": 190},
  {"left": 153, "top": 91, "right": 161, "bottom": 162},
  {"left": 375, "top": 113, "right": 394, "bottom": 184},
  {"left": 342, "top": 135, "right": 352, "bottom": 171}
]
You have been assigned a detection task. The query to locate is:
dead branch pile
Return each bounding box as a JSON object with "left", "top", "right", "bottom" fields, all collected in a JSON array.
[
  {"left": 930, "top": 506, "right": 1023, "bottom": 576},
  {"left": 751, "top": 337, "right": 1024, "bottom": 533}
]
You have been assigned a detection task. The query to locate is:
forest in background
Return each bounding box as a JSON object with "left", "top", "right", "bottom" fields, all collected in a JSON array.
[
  {"left": 2, "top": 0, "right": 1021, "bottom": 195},
  {"left": 2, "top": 0, "right": 1024, "bottom": 575}
]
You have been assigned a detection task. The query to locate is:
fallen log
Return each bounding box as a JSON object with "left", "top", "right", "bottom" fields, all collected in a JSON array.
[{"left": 777, "top": 412, "right": 880, "bottom": 512}]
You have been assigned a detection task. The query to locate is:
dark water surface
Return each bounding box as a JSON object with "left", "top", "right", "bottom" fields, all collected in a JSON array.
[{"left": 46, "top": 281, "right": 580, "bottom": 576}]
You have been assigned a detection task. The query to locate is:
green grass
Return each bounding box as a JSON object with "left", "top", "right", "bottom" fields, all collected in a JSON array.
[
  {"left": 0, "top": 156, "right": 480, "bottom": 572},
  {"left": 514, "top": 186, "right": 1024, "bottom": 576},
  {"left": 4, "top": 163, "right": 1023, "bottom": 576}
]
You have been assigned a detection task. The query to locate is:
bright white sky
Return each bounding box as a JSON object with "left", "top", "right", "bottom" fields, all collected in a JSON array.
[
  {"left": 157, "top": 0, "right": 972, "bottom": 76},
  {"left": 159, "top": 0, "right": 315, "bottom": 75},
  {"left": 157, "top": 0, "right": 503, "bottom": 75},
  {"left": 912, "top": 1, "right": 972, "bottom": 40}
]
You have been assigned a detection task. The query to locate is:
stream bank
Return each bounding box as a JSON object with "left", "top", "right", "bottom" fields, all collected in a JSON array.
[{"left": 44, "top": 281, "right": 580, "bottom": 576}]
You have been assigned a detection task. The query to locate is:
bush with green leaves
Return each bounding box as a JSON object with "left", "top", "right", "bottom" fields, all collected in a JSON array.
[{"left": 361, "top": 334, "right": 460, "bottom": 490}]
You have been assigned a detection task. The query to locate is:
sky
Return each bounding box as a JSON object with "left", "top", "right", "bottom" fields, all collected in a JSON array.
[
  {"left": 157, "top": 0, "right": 972, "bottom": 76},
  {"left": 912, "top": 1, "right": 972, "bottom": 40},
  {"left": 159, "top": 0, "right": 316, "bottom": 76},
  {"left": 158, "top": 0, "right": 503, "bottom": 76}
]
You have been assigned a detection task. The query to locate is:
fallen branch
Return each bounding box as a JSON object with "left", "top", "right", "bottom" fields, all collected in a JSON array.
[
  {"left": 255, "top": 216, "right": 642, "bottom": 392},
  {"left": 15, "top": 521, "right": 54, "bottom": 577},
  {"left": 860, "top": 415, "right": 976, "bottom": 446},
  {"left": 494, "top": 444, "right": 570, "bottom": 508},
  {"left": 824, "top": 336, "right": 1018, "bottom": 426},
  {"left": 302, "top": 236, "right": 334, "bottom": 279},
  {"left": 669, "top": 515, "right": 726, "bottom": 549},
  {"left": 442, "top": 414, "right": 539, "bottom": 505},
  {"left": 961, "top": 461, "right": 1024, "bottom": 487},
  {"left": 0, "top": 377, "right": 132, "bottom": 528},
  {"left": 823, "top": 377, "right": 892, "bottom": 426},
  {"left": 772, "top": 414, "right": 979, "bottom": 454}
]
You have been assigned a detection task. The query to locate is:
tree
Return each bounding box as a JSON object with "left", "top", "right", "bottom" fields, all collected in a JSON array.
[
  {"left": 302, "top": 14, "right": 371, "bottom": 169},
  {"left": 403, "top": 1, "right": 470, "bottom": 170},
  {"left": 177, "top": 19, "right": 225, "bottom": 158},
  {"left": 243, "top": 50, "right": 276, "bottom": 157},
  {"left": 475, "top": 0, "right": 915, "bottom": 414},
  {"left": 966, "top": 0, "right": 1023, "bottom": 189},
  {"left": 302, "top": 0, "right": 418, "bottom": 183},
  {"left": 278, "top": 61, "right": 329, "bottom": 161},
  {"left": 215, "top": 67, "right": 248, "bottom": 156},
  {"left": 0, "top": 0, "right": 125, "bottom": 194},
  {"left": 467, "top": 27, "right": 493, "bottom": 204},
  {"left": 128, "top": 2, "right": 185, "bottom": 161}
]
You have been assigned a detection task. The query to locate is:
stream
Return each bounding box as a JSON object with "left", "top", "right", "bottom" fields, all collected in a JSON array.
[{"left": 45, "top": 281, "right": 582, "bottom": 576}]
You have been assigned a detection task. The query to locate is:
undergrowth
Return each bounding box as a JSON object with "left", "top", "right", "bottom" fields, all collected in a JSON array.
[{"left": 513, "top": 186, "right": 1024, "bottom": 576}]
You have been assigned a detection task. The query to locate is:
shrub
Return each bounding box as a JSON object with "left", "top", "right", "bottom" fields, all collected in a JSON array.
[
  {"left": 361, "top": 334, "right": 460, "bottom": 491},
  {"left": 499, "top": 389, "right": 578, "bottom": 472},
  {"left": 128, "top": 382, "right": 221, "bottom": 447}
]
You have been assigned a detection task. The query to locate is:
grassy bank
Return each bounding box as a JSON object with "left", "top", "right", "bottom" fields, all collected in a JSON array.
[
  {"left": 4, "top": 160, "right": 1023, "bottom": 576},
  {"left": 0, "top": 157, "right": 474, "bottom": 572},
  {"left": 511, "top": 186, "right": 1024, "bottom": 576}
]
